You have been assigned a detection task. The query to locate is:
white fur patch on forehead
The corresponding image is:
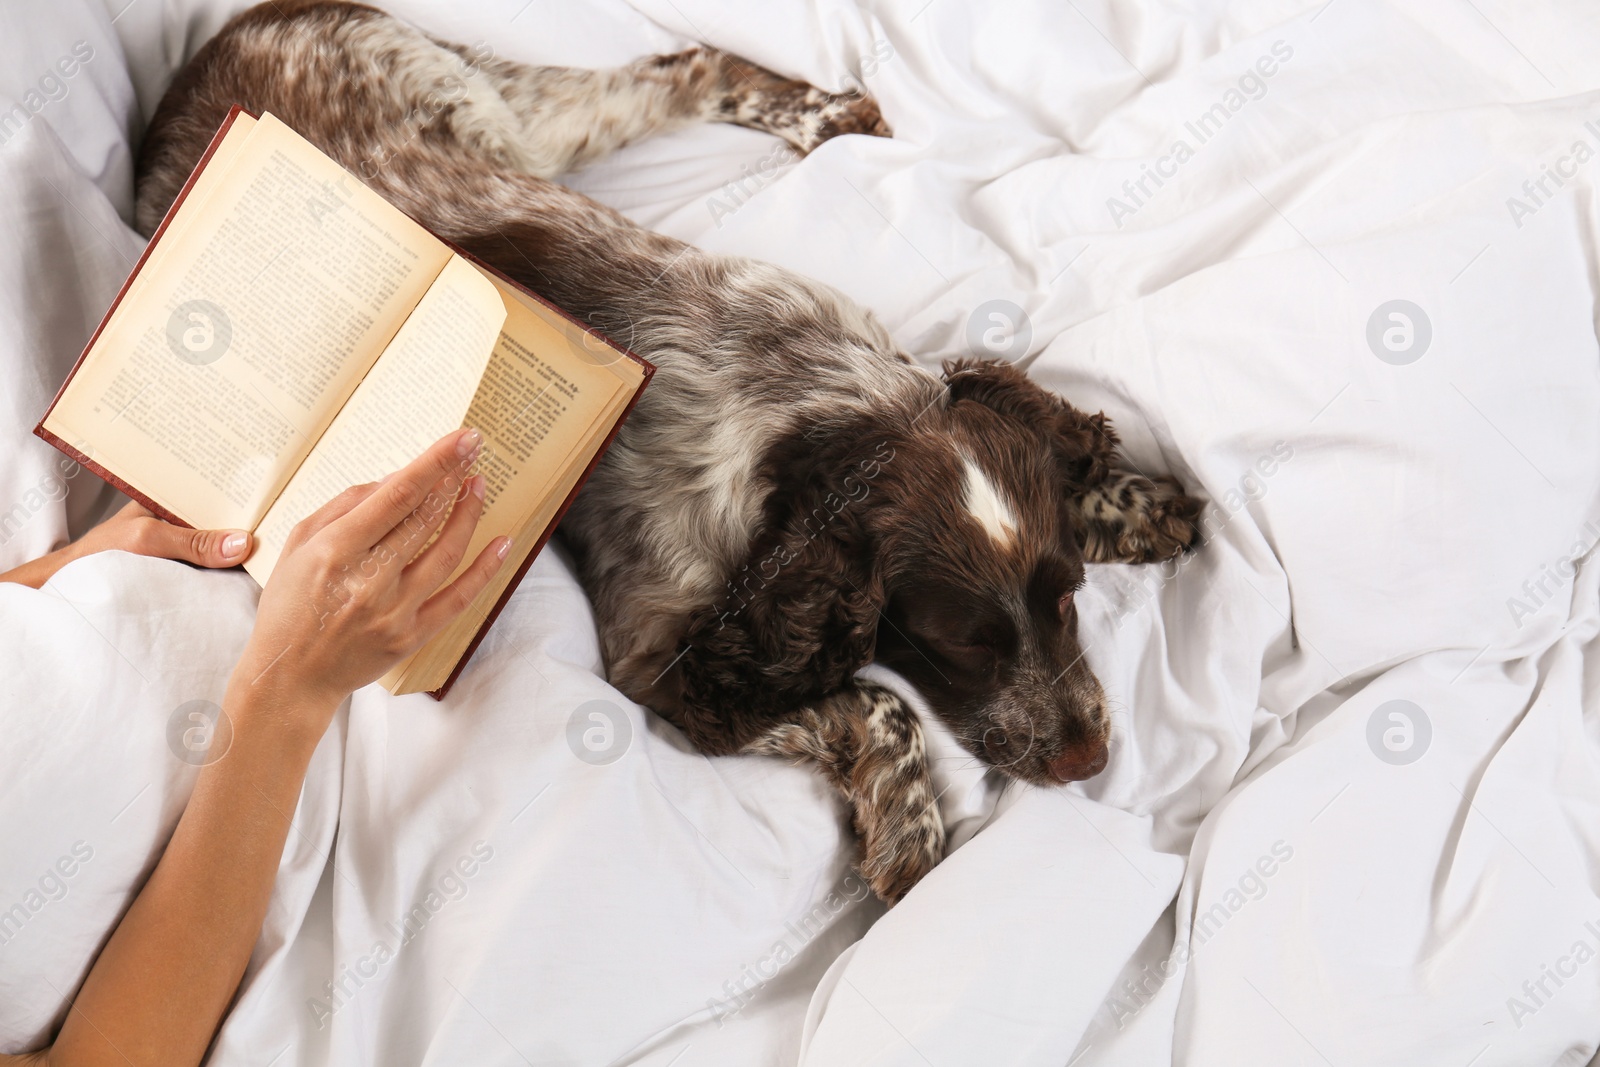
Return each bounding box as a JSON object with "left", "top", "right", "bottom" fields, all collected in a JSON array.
[{"left": 959, "top": 451, "right": 1017, "bottom": 548}]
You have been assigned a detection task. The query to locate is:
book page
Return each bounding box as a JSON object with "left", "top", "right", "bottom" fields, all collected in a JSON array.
[
  {"left": 383, "top": 395, "right": 629, "bottom": 693},
  {"left": 383, "top": 272, "right": 644, "bottom": 694},
  {"left": 44, "top": 113, "right": 451, "bottom": 531},
  {"left": 116, "top": 111, "right": 263, "bottom": 311},
  {"left": 245, "top": 255, "right": 507, "bottom": 582}
]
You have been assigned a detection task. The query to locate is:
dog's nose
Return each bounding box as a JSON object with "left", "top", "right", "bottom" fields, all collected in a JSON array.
[{"left": 1048, "top": 741, "right": 1109, "bottom": 783}]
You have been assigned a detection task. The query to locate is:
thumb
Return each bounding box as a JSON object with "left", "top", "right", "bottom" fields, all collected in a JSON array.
[{"left": 153, "top": 524, "right": 254, "bottom": 568}]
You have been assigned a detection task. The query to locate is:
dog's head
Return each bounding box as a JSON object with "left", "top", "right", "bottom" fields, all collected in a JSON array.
[
  {"left": 689, "top": 358, "right": 1144, "bottom": 783},
  {"left": 860, "top": 358, "right": 1118, "bottom": 785}
]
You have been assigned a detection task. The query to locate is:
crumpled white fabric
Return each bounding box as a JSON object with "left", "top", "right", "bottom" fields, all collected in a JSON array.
[{"left": 4, "top": 0, "right": 1600, "bottom": 1064}]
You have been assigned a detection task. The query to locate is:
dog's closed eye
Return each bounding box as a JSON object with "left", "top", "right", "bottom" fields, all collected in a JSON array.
[
  {"left": 934, "top": 632, "right": 991, "bottom": 655},
  {"left": 920, "top": 623, "right": 1004, "bottom": 667}
]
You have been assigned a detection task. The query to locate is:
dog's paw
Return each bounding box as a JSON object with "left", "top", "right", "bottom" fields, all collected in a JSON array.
[
  {"left": 744, "top": 684, "right": 943, "bottom": 903},
  {"left": 1123, "top": 477, "right": 1203, "bottom": 562},
  {"left": 1079, "top": 471, "right": 1203, "bottom": 565},
  {"left": 715, "top": 55, "right": 891, "bottom": 155},
  {"left": 856, "top": 785, "right": 945, "bottom": 905},
  {"left": 806, "top": 89, "right": 892, "bottom": 148},
  {"left": 846, "top": 684, "right": 945, "bottom": 903}
]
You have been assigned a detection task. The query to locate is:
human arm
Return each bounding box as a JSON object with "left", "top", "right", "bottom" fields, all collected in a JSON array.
[{"left": 2, "top": 427, "right": 506, "bottom": 1066}]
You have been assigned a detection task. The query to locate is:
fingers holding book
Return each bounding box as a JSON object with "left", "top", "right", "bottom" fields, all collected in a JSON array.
[
  {"left": 114, "top": 503, "right": 255, "bottom": 569},
  {"left": 344, "top": 428, "right": 485, "bottom": 552},
  {"left": 0, "top": 500, "right": 253, "bottom": 589},
  {"left": 370, "top": 430, "right": 485, "bottom": 574},
  {"left": 235, "top": 429, "right": 510, "bottom": 708}
]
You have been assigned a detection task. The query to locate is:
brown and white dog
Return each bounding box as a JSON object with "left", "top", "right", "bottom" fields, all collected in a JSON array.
[{"left": 136, "top": 0, "right": 1202, "bottom": 902}]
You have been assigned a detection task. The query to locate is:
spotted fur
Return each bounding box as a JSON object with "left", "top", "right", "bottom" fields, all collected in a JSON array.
[
  {"left": 136, "top": 1, "right": 1201, "bottom": 902},
  {"left": 1078, "top": 470, "right": 1203, "bottom": 564},
  {"left": 743, "top": 681, "right": 943, "bottom": 902}
]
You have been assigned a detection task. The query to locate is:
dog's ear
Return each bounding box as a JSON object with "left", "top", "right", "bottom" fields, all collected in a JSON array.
[
  {"left": 942, "top": 358, "right": 1120, "bottom": 498},
  {"left": 944, "top": 358, "right": 1203, "bottom": 563},
  {"left": 678, "top": 440, "right": 885, "bottom": 720}
]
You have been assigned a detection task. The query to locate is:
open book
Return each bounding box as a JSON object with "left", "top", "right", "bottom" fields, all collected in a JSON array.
[{"left": 36, "top": 107, "right": 652, "bottom": 697}]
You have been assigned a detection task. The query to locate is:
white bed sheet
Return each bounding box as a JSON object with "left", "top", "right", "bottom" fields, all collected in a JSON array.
[{"left": 3, "top": 0, "right": 1600, "bottom": 1064}]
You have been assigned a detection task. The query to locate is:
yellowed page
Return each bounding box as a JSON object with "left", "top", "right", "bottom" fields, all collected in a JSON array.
[
  {"left": 245, "top": 255, "right": 507, "bottom": 582},
  {"left": 44, "top": 112, "right": 450, "bottom": 531},
  {"left": 382, "top": 273, "right": 643, "bottom": 694},
  {"left": 114, "top": 112, "right": 261, "bottom": 312},
  {"left": 383, "top": 397, "right": 628, "bottom": 693}
]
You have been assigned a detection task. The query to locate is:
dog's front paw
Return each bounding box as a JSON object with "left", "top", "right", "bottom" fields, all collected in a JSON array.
[
  {"left": 746, "top": 684, "right": 943, "bottom": 903},
  {"left": 1079, "top": 471, "right": 1203, "bottom": 565},
  {"left": 855, "top": 784, "right": 945, "bottom": 905},
  {"left": 846, "top": 685, "right": 945, "bottom": 903},
  {"left": 1126, "top": 477, "right": 1203, "bottom": 562}
]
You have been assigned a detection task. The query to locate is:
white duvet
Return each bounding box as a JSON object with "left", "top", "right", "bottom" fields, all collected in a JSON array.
[{"left": 3, "top": 0, "right": 1600, "bottom": 1064}]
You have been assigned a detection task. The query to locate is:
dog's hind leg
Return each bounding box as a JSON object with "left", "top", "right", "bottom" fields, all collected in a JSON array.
[
  {"left": 743, "top": 681, "right": 945, "bottom": 904},
  {"left": 442, "top": 44, "right": 892, "bottom": 176}
]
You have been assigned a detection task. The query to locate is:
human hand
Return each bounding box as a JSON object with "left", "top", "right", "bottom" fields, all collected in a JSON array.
[
  {"left": 228, "top": 428, "right": 509, "bottom": 732},
  {"left": 0, "top": 500, "right": 252, "bottom": 589}
]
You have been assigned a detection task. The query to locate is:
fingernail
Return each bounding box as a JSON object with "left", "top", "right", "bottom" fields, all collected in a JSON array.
[
  {"left": 457, "top": 428, "right": 482, "bottom": 458},
  {"left": 471, "top": 475, "right": 486, "bottom": 501},
  {"left": 495, "top": 537, "right": 511, "bottom": 560},
  {"left": 222, "top": 532, "right": 249, "bottom": 558}
]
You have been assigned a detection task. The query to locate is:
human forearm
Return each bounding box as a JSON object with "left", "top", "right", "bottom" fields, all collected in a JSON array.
[
  {"left": 45, "top": 680, "right": 336, "bottom": 1067},
  {"left": 3, "top": 430, "right": 503, "bottom": 1066},
  {"left": 0, "top": 543, "right": 89, "bottom": 589}
]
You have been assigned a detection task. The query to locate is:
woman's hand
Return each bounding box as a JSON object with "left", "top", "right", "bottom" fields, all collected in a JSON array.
[
  {"left": 0, "top": 500, "right": 253, "bottom": 589},
  {"left": 230, "top": 427, "right": 510, "bottom": 727}
]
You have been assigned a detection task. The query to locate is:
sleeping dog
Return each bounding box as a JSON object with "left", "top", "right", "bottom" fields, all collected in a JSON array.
[{"left": 137, "top": 0, "right": 1202, "bottom": 902}]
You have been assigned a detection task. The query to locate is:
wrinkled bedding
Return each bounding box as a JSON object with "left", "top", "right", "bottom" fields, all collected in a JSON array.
[{"left": 3, "top": 0, "right": 1600, "bottom": 1064}]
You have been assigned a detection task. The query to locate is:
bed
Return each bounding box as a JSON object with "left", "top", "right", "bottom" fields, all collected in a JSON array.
[{"left": 3, "top": 0, "right": 1599, "bottom": 1063}]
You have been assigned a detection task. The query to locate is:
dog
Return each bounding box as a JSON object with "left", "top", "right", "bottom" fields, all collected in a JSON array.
[{"left": 136, "top": 0, "right": 1203, "bottom": 902}]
